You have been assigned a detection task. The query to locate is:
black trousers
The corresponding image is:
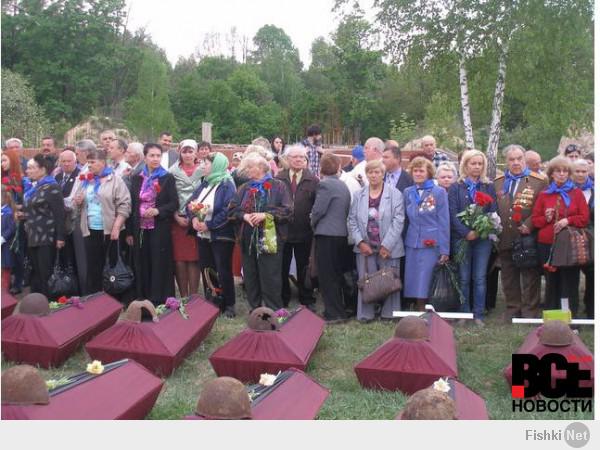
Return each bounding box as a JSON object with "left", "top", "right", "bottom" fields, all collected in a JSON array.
[
  {"left": 136, "top": 229, "right": 175, "bottom": 306},
  {"left": 197, "top": 238, "right": 235, "bottom": 309},
  {"left": 315, "top": 235, "right": 348, "bottom": 321},
  {"left": 29, "top": 244, "right": 55, "bottom": 297},
  {"left": 85, "top": 230, "right": 110, "bottom": 295},
  {"left": 11, "top": 224, "right": 26, "bottom": 289},
  {"left": 241, "top": 243, "right": 283, "bottom": 310},
  {"left": 281, "top": 240, "right": 314, "bottom": 306},
  {"left": 538, "top": 243, "right": 580, "bottom": 314},
  {"left": 581, "top": 264, "right": 594, "bottom": 319}
]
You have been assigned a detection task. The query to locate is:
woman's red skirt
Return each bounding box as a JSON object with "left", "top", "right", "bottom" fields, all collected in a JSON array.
[{"left": 171, "top": 222, "right": 199, "bottom": 262}]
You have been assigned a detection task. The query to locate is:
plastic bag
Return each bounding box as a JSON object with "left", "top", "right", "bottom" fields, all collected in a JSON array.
[{"left": 428, "top": 262, "right": 463, "bottom": 312}]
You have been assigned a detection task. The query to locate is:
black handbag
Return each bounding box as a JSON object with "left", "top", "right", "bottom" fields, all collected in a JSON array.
[
  {"left": 47, "top": 249, "right": 79, "bottom": 297},
  {"left": 511, "top": 234, "right": 539, "bottom": 269},
  {"left": 102, "top": 240, "right": 134, "bottom": 294}
]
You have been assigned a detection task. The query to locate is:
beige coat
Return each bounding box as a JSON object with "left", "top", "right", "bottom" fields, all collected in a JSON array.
[{"left": 78, "top": 173, "right": 131, "bottom": 237}]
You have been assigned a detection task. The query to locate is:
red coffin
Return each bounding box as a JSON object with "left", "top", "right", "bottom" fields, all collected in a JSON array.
[
  {"left": 209, "top": 307, "right": 325, "bottom": 383},
  {"left": 503, "top": 326, "right": 594, "bottom": 394},
  {"left": 1, "top": 289, "right": 18, "bottom": 320},
  {"left": 2, "top": 359, "right": 163, "bottom": 420},
  {"left": 86, "top": 295, "right": 219, "bottom": 376},
  {"left": 1, "top": 292, "right": 123, "bottom": 368},
  {"left": 395, "top": 379, "right": 488, "bottom": 420},
  {"left": 354, "top": 312, "right": 458, "bottom": 394},
  {"left": 185, "top": 368, "right": 330, "bottom": 420}
]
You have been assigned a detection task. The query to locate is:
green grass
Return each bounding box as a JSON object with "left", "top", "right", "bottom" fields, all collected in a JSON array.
[{"left": 2, "top": 285, "right": 594, "bottom": 420}]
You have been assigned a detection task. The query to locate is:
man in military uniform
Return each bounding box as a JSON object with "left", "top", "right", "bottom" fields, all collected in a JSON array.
[{"left": 495, "top": 144, "right": 548, "bottom": 321}]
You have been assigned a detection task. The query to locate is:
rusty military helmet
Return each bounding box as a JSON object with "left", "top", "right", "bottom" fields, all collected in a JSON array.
[
  {"left": 17, "top": 293, "right": 50, "bottom": 316},
  {"left": 539, "top": 320, "right": 574, "bottom": 347},
  {"left": 1, "top": 365, "right": 50, "bottom": 405},
  {"left": 247, "top": 307, "right": 280, "bottom": 331},
  {"left": 400, "top": 388, "right": 457, "bottom": 420},
  {"left": 195, "top": 377, "right": 252, "bottom": 419},
  {"left": 394, "top": 316, "right": 429, "bottom": 340},
  {"left": 124, "top": 300, "right": 159, "bottom": 323}
]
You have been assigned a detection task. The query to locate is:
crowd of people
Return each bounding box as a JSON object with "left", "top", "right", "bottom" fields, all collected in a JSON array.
[{"left": 1, "top": 129, "right": 595, "bottom": 325}]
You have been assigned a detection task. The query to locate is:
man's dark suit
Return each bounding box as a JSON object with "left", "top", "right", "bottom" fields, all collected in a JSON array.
[{"left": 55, "top": 167, "right": 81, "bottom": 198}]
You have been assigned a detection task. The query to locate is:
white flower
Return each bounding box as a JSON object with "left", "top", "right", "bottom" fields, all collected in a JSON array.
[
  {"left": 432, "top": 377, "right": 451, "bottom": 393},
  {"left": 259, "top": 373, "right": 277, "bottom": 386},
  {"left": 488, "top": 234, "right": 498, "bottom": 242}
]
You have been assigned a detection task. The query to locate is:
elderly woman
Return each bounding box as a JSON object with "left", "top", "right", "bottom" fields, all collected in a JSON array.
[
  {"left": 187, "top": 152, "right": 237, "bottom": 317},
  {"left": 73, "top": 149, "right": 131, "bottom": 294},
  {"left": 448, "top": 149, "right": 497, "bottom": 327},
  {"left": 531, "top": 157, "right": 589, "bottom": 314},
  {"left": 169, "top": 139, "right": 203, "bottom": 297},
  {"left": 20, "top": 154, "right": 65, "bottom": 297},
  {"left": 435, "top": 162, "right": 458, "bottom": 190},
  {"left": 572, "top": 158, "right": 594, "bottom": 318},
  {"left": 128, "top": 143, "right": 179, "bottom": 305},
  {"left": 347, "top": 159, "right": 405, "bottom": 322},
  {"left": 228, "top": 153, "right": 292, "bottom": 310},
  {"left": 403, "top": 157, "right": 449, "bottom": 311}
]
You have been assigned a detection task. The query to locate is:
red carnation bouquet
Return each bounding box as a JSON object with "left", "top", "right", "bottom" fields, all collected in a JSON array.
[{"left": 455, "top": 191, "right": 502, "bottom": 261}]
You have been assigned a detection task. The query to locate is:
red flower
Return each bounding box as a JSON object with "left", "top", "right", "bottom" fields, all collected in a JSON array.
[
  {"left": 543, "top": 263, "right": 557, "bottom": 273},
  {"left": 512, "top": 213, "right": 522, "bottom": 223},
  {"left": 263, "top": 181, "right": 272, "bottom": 190},
  {"left": 6, "top": 185, "right": 13, "bottom": 192},
  {"left": 58, "top": 296, "right": 68, "bottom": 304},
  {"left": 423, "top": 239, "right": 437, "bottom": 247},
  {"left": 153, "top": 180, "right": 161, "bottom": 193},
  {"left": 249, "top": 187, "right": 258, "bottom": 195},
  {"left": 79, "top": 174, "right": 86, "bottom": 181},
  {"left": 86, "top": 173, "right": 94, "bottom": 181},
  {"left": 13, "top": 186, "right": 22, "bottom": 193},
  {"left": 513, "top": 204, "right": 523, "bottom": 212},
  {"left": 1, "top": 176, "right": 10, "bottom": 185},
  {"left": 474, "top": 191, "right": 493, "bottom": 207}
]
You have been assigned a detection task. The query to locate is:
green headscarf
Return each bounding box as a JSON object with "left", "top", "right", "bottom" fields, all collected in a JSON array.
[{"left": 206, "top": 152, "right": 233, "bottom": 186}]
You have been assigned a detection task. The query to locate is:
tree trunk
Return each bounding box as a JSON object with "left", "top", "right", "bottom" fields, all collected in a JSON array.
[
  {"left": 458, "top": 56, "right": 475, "bottom": 149},
  {"left": 486, "top": 43, "right": 508, "bottom": 179}
]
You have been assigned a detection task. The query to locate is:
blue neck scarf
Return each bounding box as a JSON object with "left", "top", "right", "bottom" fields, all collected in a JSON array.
[
  {"left": 83, "top": 166, "right": 113, "bottom": 194},
  {"left": 464, "top": 177, "right": 481, "bottom": 202},
  {"left": 412, "top": 179, "right": 435, "bottom": 205},
  {"left": 575, "top": 176, "right": 594, "bottom": 192},
  {"left": 546, "top": 179, "right": 575, "bottom": 208},
  {"left": 248, "top": 173, "right": 274, "bottom": 195},
  {"left": 24, "top": 175, "right": 57, "bottom": 203},
  {"left": 503, "top": 168, "right": 530, "bottom": 194},
  {"left": 142, "top": 165, "right": 168, "bottom": 191},
  {"left": 1, "top": 204, "right": 13, "bottom": 216}
]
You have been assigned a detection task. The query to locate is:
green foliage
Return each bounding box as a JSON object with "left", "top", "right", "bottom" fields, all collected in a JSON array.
[
  {"left": 126, "top": 50, "right": 177, "bottom": 141},
  {"left": 389, "top": 114, "right": 416, "bottom": 146},
  {"left": 423, "top": 92, "right": 463, "bottom": 151},
  {"left": 1, "top": 68, "right": 49, "bottom": 146}
]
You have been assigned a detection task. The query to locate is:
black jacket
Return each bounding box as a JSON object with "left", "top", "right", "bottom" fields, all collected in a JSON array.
[
  {"left": 275, "top": 169, "right": 319, "bottom": 243},
  {"left": 55, "top": 167, "right": 81, "bottom": 198}
]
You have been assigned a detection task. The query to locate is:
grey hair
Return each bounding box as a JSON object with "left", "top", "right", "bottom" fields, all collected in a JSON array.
[
  {"left": 283, "top": 145, "right": 307, "bottom": 158},
  {"left": 502, "top": 144, "right": 526, "bottom": 157},
  {"left": 572, "top": 158, "right": 590, "bottom": 169},
  {"left": 5, "top": 138, "right": 23, "bottom": 148},
  {"left": 239, "top": 152, "right": 270, "bottom": 175},
  {"left": 75, "top": 139, "right": 97, "bottom": 154},
  {"left": 435, "top": 162, "right": 458, "bottom": 178},
  {"left": 364, "top": 137, "right": 385, "bottom": 154},
  {"left": 127, "top": 142, "right": 144, "bottom": 157}
]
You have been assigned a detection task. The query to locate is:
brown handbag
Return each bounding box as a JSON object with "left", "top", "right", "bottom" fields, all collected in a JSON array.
[
  {"left": 357, "top": 256, "right": 402, "bottom": 303},
  {"left": 551, "top": 226, "right": 593, "bottom": 267}
]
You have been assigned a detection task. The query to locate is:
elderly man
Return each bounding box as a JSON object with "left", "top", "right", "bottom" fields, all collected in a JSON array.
[
  {"left": 159, "top": 131, "right": 179, "bottom": 169},
  {"left": 109, "top": 138, "right": 131, "bottom": 177},
  {"left": 125, "top": 142, "right": 144, "bottom": 173},
  {"left": 350, "top": 136, "right": 385, "bottom": 186},
  {"left": 525, "top": 150, "right": 543, "bottom": 174},
  {"left": 54, "top": 150, "right": 80, "bottom": 198},
  {"left": 383, "top": 141, "right": 413, "bottom": 193},
  {"left": 420, "top": 135, "right": 448, "bottom": 168},
  {"left": 343, "top": 145, "right": 364, "bottom": 172},
  {"left": 99, "top": 130, "right": 116, "bottom": 152},
  {"left": 494, "top": 144, "right": 547, "bottom": 321},
  {"left": 275, "top": 145, "right": 319, "bottom": 311}
]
